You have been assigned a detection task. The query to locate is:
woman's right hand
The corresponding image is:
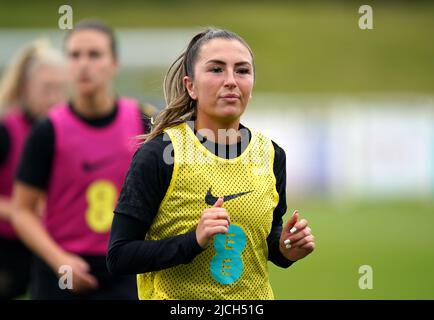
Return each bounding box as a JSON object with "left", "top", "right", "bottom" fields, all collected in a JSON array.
[
  {"left": 53, "top": 251, "right": 99, "bottom": 293},
  {"left": 12, "top": 182, "right": 99, "bottom": 294},
  {"left": 196, "top": 197, "right": 230, "bottom": 248}
]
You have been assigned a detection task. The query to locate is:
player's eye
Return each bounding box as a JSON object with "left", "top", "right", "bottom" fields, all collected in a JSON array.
[
  {"left": 89, "top": 50, "right": 102, "bottom": 59},
  {"left": 209, "top": 66, "right": 223, "bottom": 73},
  {"left": 237, "top": 67, "right": 251, "bottom": 75},
  {"left": 68, "top": 51, "right": 80, "bottom": 59}
]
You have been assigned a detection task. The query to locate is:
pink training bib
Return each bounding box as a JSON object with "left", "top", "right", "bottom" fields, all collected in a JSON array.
[
  {"left": 45, "top": 97, "right": 143, "bottom": 255},
  {"left": 0, "top": 109, "right": 31, "bottom": 239}
]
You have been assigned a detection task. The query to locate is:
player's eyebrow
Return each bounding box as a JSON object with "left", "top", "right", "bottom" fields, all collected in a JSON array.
[{"left": 205, "top": 59, "right": 252, "bottom": 67}]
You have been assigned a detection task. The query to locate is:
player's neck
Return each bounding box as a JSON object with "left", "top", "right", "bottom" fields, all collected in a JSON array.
[
  {"left": 195, "top": 114, "right": 241, "bottom": 145},
  {"left": 73, "top": 89, "right": 116, "bottom": 119}
]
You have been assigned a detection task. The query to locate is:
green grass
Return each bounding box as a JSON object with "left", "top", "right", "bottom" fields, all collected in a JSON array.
[
  {"left": 1, "top": 1, "right": 433, "bottom": 93},
  {"left": 269, "top": 199, "right": 434, "bottom": 299}
]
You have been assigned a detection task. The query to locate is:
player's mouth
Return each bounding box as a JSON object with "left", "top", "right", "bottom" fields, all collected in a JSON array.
[
  {"left": 78, "top": 74, "right": 91, "bottom": 82},
  {"left": 220, "top": 93, "right": 240, "bottom": 102}
]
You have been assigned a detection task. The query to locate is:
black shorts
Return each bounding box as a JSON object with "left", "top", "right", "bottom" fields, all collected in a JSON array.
[
  {"left": 30, "top": 254, "right": 138, "bottom": 300},
  {"left": 0, "top": 236, "right": 32, "bottom": 299}
]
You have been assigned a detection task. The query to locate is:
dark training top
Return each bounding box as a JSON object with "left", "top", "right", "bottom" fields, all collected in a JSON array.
[
  {"left": 107, "top": 122, "right": 294, "bottom": 275},
  {"left": 0, "top": 124, "right": 10, "bottom": 165}
]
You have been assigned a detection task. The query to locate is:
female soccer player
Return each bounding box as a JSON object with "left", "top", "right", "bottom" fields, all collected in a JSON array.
[
  {"left": 12, "top": 20, "right": 150, "bottom": 299},
  {"left": 107, "top": 28, "right": 316, "bottom": 299},
  {"left": 0, "top": 39, "right": 66, "bottom": 299}
]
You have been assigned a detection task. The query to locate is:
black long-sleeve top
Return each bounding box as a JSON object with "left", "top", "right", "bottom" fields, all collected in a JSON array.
[{"left": 107, "top": 122, "right": 294, "bottom": 275}]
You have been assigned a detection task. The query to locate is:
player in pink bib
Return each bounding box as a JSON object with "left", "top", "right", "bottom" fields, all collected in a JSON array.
[
  {"left": 12, "top": 20, "right": 151, "bottom": 299},
  {"left": 0, "top": 110, "right": 32, "bottom": 238},
  {"left": 46, "top": 97, "right": 142, "bottom": 255},
  {"left": 0, "top": 39, "right": 66, "bottom": 299}
]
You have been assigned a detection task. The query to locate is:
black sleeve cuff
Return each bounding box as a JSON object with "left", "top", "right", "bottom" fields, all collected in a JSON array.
[
  {"left": 268, "top": 231, "right": 296, "bottom": 268},
  {"left": 270, "top": 240, "right": 296, "bottom": 268}
]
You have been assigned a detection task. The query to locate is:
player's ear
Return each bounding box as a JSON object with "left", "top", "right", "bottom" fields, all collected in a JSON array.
[{"left": 183, "top": 76, "right": 197, "bottom": 100}]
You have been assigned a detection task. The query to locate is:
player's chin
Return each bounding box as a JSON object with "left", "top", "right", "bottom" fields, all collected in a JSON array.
[{"left": 218, "top": 104, "right": 245, "bottom": 120}]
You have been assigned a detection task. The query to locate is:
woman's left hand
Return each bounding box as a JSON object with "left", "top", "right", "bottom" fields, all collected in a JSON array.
[{"left": 279, "top": 210, "right": 315, "bottom": 262}]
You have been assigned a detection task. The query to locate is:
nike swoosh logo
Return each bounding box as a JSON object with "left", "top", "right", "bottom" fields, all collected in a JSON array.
[
  {"left": 205, "top": 187, "right": 253, "bottom": 206},
  {"left": 82, "top": 156, "right": 115, "bottom": 172}
]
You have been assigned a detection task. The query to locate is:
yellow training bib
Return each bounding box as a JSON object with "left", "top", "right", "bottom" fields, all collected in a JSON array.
[{"left": 137, "top": 122, "right": 279, "bottom": 299}]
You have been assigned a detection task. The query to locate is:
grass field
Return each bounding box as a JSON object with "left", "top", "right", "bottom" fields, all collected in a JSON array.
[{"left": 269, "top": 199, "right": 434, "bottom": 299}]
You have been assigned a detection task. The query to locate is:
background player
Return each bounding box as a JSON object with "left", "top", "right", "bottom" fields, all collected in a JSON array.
[
  {"left": 12, "top": 20, "right": 151, "bottom": 299},
  {"left": 0, "top": 39, "right": 66, "bottom": 299}
]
